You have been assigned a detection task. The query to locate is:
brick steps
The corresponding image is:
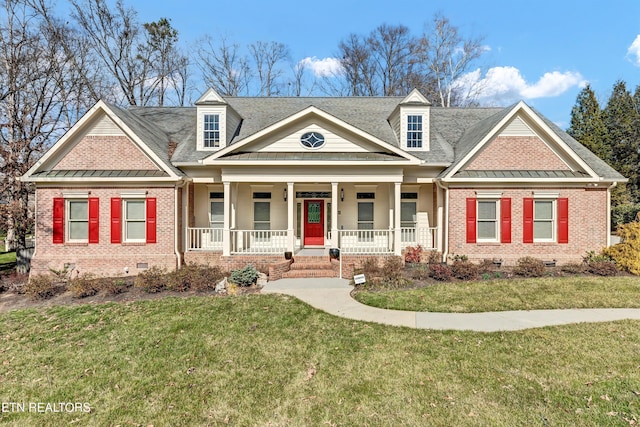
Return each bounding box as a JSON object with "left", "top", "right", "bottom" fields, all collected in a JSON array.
[{"left": 280, "top": 257, "right": 338, "bottom": 278}]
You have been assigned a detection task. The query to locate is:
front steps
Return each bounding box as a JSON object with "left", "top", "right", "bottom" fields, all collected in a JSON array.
[{"left": 281, "top": 255, "right": 339, "bottom": 278}]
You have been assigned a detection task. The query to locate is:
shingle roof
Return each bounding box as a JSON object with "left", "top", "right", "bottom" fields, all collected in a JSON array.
[
  {"left": 454, "top": 170, "right": 591, "bottom": 179},
  {"left": 108, "top": 96, "right": 625, "bottom": 182},
  {"left": 31, "top": 170, "right": 169, "bottom": 178}
]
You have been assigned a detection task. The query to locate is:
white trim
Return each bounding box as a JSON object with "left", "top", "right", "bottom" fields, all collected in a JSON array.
[
  {"left": 66, "top": 198, "right": 89, "bottom": 243},
  {"left": 120, "top": 191, "right": 147, "bottom": 199},
  {"left": 475, "top": 191, "right": 503, "bottom": 199},
  {"left": 203, "top": 106, "right": 422, "bottom": 164},
  {"left": 196, "top": 88, "right": 226, "bottom": 104},
  {"left": 532, "top": 199, "right": 556, "bottom": 243},
  {"left": 476, "top": 199, "right": 500, "bottom": 243},
  {"left": 62, "top": 192, "right": 89, "bottom": 199},
  {"left": 533, "top": 191, "right": 559, "bottom": 199},
  {"left": 122, "top": 199, "right": 146, "bottom": 243}
]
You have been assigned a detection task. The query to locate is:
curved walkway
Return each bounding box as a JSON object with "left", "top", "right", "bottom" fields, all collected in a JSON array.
[{"left": 262, "top": 278, "right": 640, "bottom": 332}]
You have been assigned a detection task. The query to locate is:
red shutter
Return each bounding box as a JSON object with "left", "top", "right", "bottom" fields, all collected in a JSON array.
[
  {"left": 146, "top": 198, "right": 157, "bottom": 244},
  {"left": 53, "top": 198, "right": 64, "bottom": 244},
  {"left": 111, "top": 198, "right": 121, "bottom": 244},
  {"left": 88, "top": 197, "right": 99, "bottom": 244},
  {"left": 557, "top": 198, "right": 569, "bottom": 244},
  {"left": 500, "top": 198, "right": 511, "bottom": 243},
  {"left": 466, "top": 198, "right": 476, "bottom": 243},
  {"left": 523, "top": 198, "right": 534, "bottom": 243}
]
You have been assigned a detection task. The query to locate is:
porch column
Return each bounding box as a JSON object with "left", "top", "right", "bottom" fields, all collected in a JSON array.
[
  {"left": 287, "top": 182, "right": 295, "bottom": 252},
  {"left": 394, "top": 182, "right": 402, "bottom": 255},
  {"left": 331, "top": 182, "right": 339, "bottom": 247},
  {"left": 223, "top": 181, "right": 231, "bottom": 256}
]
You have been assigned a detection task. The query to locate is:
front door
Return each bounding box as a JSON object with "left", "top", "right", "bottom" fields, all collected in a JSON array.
[{"left": 304, "top": 200, "right": 324, "bottom": 246}]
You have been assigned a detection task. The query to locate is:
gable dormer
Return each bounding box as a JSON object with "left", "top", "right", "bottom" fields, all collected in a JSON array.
[
  {"left": 389, "top": 89, "right": 431, "bottom": 152},
  {"left": 195, "top": 88, "right": 241, "bottom": 151}
]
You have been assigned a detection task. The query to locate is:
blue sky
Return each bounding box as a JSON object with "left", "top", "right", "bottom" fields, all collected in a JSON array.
[{"left": 128, "top": 0, "right": 640, "bottom": 128}]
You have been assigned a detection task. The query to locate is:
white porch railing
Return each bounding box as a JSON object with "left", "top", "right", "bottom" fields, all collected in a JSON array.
[
  {"left": 230, "top": 229, "right": 288, "bottom": 254},
  {"left": 400, "top": 227, "right": 437, "bottom": 250},
  {"left": 187, "top": 227, "right": 223, "bottom": 251},
  {"left": 338, "top": 229, "right": 394, "bottom": 254}
]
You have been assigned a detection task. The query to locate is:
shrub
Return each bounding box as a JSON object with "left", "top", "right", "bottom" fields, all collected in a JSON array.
[
  {"left": 68, "top": 274, "right": 100, "bottom": 298},
  {"left": 24, "top": 274, "right": 57, "bottom": 300},
  {"left": 514, "top": 257, "right": 545, "bottom": 277},
  {"left": 230, "top": 264, "right": 259, "bottom": 287},
  {"left": 411, "top": 264, "right": 430, "bottom": 280},
  {"left": 448, "top": 253, "right": 468, "bottom": 262},
  {"left": 477, "top": 259, "right": 499, "bottom": 275},
  {"left": 603, "top": 222, "right": 640, "bottom": 275},
  {"left": 426, "top": 251, "right": 442, "bottom": 265},
  {"left": 451, "top": 260, "right": 479, "bottom": 281},
  {"left": 103, "top": 278, "right": 130, "bottom": 295},
  {"left": 189, "top": 264, "right": 226, "bottom": 291},
  {"left": 134, "top": 266, "right": 167, "bottom": 293},
  {"left": 404, "top": 245, "right": 423, "bottom": 264},
  {"left": 380, "top": 256, "right": 408, "bottom": 288},
  {"left": 560, "top": 263, "right": 585, "bottom": 275},
  {"left": 167, "top": 263, "right": 226, "bottom": 292},
  {"left": 360, "top": 257, "right": 380, "bottom": 275},
  {"left": 586, "top": 260, "right": 618, "bottom": 276},
  {"left": 429, "top": 263, "right": 453, "bottom": 281}
]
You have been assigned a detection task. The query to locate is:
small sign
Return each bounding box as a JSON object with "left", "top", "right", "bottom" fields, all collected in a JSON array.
[{"left": 353, "top": 274, "right": 366, "bottom": 285}]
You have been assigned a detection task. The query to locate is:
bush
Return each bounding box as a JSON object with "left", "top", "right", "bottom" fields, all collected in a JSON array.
[
  {"left": 560, "top": 263, "right": 585, "bottom": 275},
  {"left": 451, "top": 260, "right": 479, "bottom": 281},
  {"left": 134, "top": 266, "right": 168, "bottom": 293},
  {"left": 102, "top": 278, "right": 130, "bottom": 295},
  {"left": 24, "top": 274, "right": 58, "bottom": 300},
  {"left": 426, "top": 251, "right": 442, "bottom": 265},
  {"left": 411, "top": 264, "right": 430, "bottom": 280},
  {"left": 429, "top": 263, "right": 453, "bottom": 281},
  {"left": 188, "top": 264, "right": 226, "bottom": 291},
  {"left": 230, "top": 264, "right": 259, "bottom": 287},
  {"left": 477, "top": 259, "right": 500, "bottom": 275},
  {"left": 380, "top": 256, "right": 408, "bottom": 288},
  {"left": 603, "top": 222, "right": 640, "bottom": 275},
  {"left": 167, "top": 263, "right": 226, "bottom": 292},
  {"left": 68, "top": 274, "right": 100, "bottom": 298},
  {"left": 404, "top": 245, "right": 423, "bottom": 264},
  {"left": 360, "top": 257, "right": 380, "bottom": 275},
  {"left": 586, "top": 260, "right": 618, "bottom": 276},
  {"left": 514, "top": 257, "right": 545, "bottom": 277}
]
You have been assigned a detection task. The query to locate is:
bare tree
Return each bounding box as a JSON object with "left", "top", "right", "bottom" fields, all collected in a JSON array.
[
  {"left": 368, "top": 24, "right": 419, "bottom": 96},
  {"left": 0, "top": 0, "right": 86, "bottom": 250},
  {"left": 196, "top": 35, "right": 250, "bottom": 96},
  {"left": 336, "top": 33, "right": 378, "bottom": 96},
  {"left": 249, "top": 41, "right": 289, "bottom": 96},
  {"left": 418, "top": 13, "right": 485, "bottom": 107}
]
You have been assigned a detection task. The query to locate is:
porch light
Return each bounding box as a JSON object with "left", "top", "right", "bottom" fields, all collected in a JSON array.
[
  {"left": 283, "top": 187, "right": 288, "bottom": 202},
  {"left": 340, "top": 188, "right": 344, "bottom": 202}
]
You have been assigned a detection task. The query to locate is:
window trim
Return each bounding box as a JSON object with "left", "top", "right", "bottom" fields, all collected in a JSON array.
[
  {"left": 406, "top": 114, "right": 423, "bottom": 149},
  {"left": 476, "top": 199, "right": 500, "bottom": 243},
  {"left": 533, "top": 199, "right": 556, "bottom": 243},
  {"left": 203, "top": 113, "right": 221, "bottom": 148},
  {"left": 123, "top": 199, "right": 147, "bottom": 243},
  {"left": 253, "top": 201, "right": 271, "bottom": 231},
  {"left": 66, "top": 199, "right": 89, "bottom": 243}
]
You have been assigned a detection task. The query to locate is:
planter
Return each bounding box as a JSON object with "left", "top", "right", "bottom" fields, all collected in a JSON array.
[
  {"left": 284, "top": 251, "right": 293, "bottom": 260},
  {"left": 329, "top": 248, "right": 340, "bottom": 260}
]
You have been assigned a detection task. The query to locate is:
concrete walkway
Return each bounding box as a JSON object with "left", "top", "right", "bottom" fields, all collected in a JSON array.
[{"left": 262, "top": 278, "right": 640, "bottom": 332}]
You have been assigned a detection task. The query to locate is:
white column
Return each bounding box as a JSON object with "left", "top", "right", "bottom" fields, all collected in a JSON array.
[
  {"left": 331, "top": 182, "right": 339, "bottom": 247},
  {"left": 394, "top": 182, "right": 402, "bottom": 255},
  {"left": 231, "top": 182, "right": 238, "bottom": 229},
  {"left": 287, "top": 182, "right": 295, "bottom": 252},
  {"left": 223, "top": 181, "right": 231, "bottom": 256}
]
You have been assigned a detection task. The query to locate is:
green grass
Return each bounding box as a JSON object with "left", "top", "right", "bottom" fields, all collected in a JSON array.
[
  {"left": 353, "top": 276, "right": 640, "bottom": 312},
  {"left": 1, "top": 295, "right": 640, "bottom": 426},
  {"left": 0, "top": 251, "right": 16, "bottom": 265}
]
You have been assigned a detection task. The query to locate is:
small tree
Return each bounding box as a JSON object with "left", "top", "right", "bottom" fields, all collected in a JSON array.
[{"left": 603, "top": 222, "right": 640, "bottom": 275}]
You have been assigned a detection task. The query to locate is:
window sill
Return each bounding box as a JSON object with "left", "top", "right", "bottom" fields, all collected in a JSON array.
[
  {"left": 122, "top": 242, "right": 147, "bottom": 246},
  {"left": 65, "top": 242, "right": 88, "bottom": 246},
  {"left": 476, "top": 242, "right": 501, "bottom": 246}
]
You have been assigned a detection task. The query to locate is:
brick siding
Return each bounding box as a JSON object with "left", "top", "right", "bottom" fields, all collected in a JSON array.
[
  {"left": 448, "top": 187, "right": 608, "bottom": 265},
  {"left": 31, "top": 186, "right": 177, "bottom": 277},
  {"left": 466, "top": 136, "right": 568, "bottom": 170},
  {"left": 53, "top": 135, "right": 159, "bottom": 171}
]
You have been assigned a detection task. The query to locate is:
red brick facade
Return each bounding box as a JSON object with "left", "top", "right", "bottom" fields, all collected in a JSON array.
[
  {"left": 447, "top": 187, "right": 608, "bottom": 265},
  {"left": 466, "top": 136, "right": 568, "bottom": 170},
  {"left": 53, "top": 135, "right": 159, "bottom": 171},
  {"left": 31, "top": 186, "right": 178, "bottom": 277}
]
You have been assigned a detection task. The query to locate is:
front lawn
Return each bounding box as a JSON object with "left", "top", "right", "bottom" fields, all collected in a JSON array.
[
  {"left": 353, "top": 276, "right": 640, "bottom": 312},
  {"left": 1, "top": 295, "right": 639, "bottom": 426},
  {"left": 0, "top": 250, "right": 16, "bottom": 265}
]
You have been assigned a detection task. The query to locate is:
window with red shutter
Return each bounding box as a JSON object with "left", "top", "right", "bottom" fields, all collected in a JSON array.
[
  {"left": 523, "top": 198, "right": 534, "bottom": 243},
  {"left": 88, "top": 198, "right": 99, "bottom": 243},
  {"left": 466, "top": 198, "right": 476, "bottom": 243},
  {"left": 53, "top": 198, "right": 64, "bottom": 244},
  {"left": 557, "top": 198, "right": 568, "bottom": 244},
  {"left": 500, "top": 198, "right": 511, "bottom": 243},
  {"left": 111, "top": 198, "right": 122, "bottom": 244},
  {"left": 146, "top": 198, "right": 157, "bottom": 244}
]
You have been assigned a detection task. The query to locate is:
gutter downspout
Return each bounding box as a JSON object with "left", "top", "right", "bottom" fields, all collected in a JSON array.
[
  {"left": 607, "top": 182, "right": 617, "bottom": 247},
  {"left": 435, "top": 179, "right": 449, "bottom": 263}
]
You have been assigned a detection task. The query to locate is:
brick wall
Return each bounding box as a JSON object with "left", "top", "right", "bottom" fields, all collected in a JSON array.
[
  {"left": 466, "top": 136, "right": 568, "bottom": 170},
  {"left": 53, "top": 135, "right": 159, "bottom": 171},
  {"left": 31, "top": 186, "right": 177, "bottom": 277},
  {"left": 448, "top": 187, "right": 608, "bottom": 265}
]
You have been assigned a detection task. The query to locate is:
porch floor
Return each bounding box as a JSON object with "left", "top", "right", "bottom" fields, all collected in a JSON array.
[{"left": 294, "top": 248, "right": 328, "bottom": 257}]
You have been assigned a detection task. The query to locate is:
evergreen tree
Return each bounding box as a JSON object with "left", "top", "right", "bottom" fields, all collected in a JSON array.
[
  {"left": 567, "top": 84, "right": 610, "bottom": 162},
  {"left": 603, "top": 81, "right": 639, "bottom": 202}
]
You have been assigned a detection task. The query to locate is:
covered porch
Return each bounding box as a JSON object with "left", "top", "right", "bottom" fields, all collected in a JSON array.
[{"left": 185, "top": 178, "right": 441, "bottom": 256}]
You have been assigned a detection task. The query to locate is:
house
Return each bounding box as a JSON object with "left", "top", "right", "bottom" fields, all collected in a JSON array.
[{"left": 21, "top": 88, "right": 626, "bottom": 279}]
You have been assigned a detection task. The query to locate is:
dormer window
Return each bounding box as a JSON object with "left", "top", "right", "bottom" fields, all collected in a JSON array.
[
  {"left": 204, "top": 114, "right": 220, "bottom": 148},
  {"left": 407, "top": 115, "right": 423, "bottom": 148}
]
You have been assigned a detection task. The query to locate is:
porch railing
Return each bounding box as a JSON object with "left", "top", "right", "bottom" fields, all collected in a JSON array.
[
  {"left": 230, "top": 229, "right": 288, "bottom": 254},
  {"left": 400, "top": 227, "right": 437, "bottom": 250},
  {"left": 187, "top": 227, "right": 223, "bottom": 251},
  {"left": 338, "top": 229, "right": 394, "bottom": 254}
]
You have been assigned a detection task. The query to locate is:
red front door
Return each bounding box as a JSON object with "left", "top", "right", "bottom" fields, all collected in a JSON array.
[{"left": 304, "top": 200, "right": 324, "bottom": 246}]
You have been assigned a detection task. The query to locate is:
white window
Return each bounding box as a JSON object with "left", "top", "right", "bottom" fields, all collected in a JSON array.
[
  {"left": 534, "top": 200, "right": 555, "bottom": 242},
  {"left": 407, "top": 115, "right": 422, "bottom": 148},
  {"left": 203, "top": 114, "right": 220, "bottom": 148},
  {"left": 124, "top": 199, "right": 146, "bottom": 242},
  {"left": 477, "top": 200, "right": 499, "bottom": 242},
  {"left": 67, "top": 200, "right": 88, "bottom": 242}
]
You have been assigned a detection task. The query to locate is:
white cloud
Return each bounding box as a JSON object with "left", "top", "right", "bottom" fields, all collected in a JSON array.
[
  {"left": 298, "top": 56, "right": 343, "bottom": 77},
  {"left": 457, "top": 66, "right": 586, "bottom": 105},
  {"left": 626, "top": 35, "right": 640, "bottom": 66}
]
